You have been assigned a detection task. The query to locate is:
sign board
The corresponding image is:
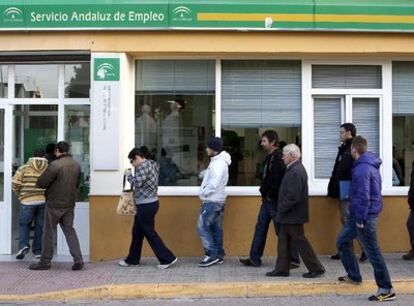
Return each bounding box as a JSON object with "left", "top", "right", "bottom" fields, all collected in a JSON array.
[
  {"left": 91, "top": 55, "right": 120, "bottom": 170},
  {"left": 0, "top": 1, "right": 414, "bottom": 32}
]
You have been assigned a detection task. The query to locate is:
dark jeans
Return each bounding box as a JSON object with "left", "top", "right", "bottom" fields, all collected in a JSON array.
[
  {"left": 19, "top": 204, "right": 45, "bottom": 254},
  {"left": 249, "top": 200, "right": 300, "bottom": 265},
  {"left": 41, "top": 206, "right": 83, "bottom": 264},
  {"left": 275, "top": 224, "right": 324, "bottom": 273},
  {"left": 407, "top": 210, "right": 414, "bottom": 251},
  {"left": 126, "top": 201, "right": 175, "bottom": 265},
  {"left": 337, "top": 215, "right": 393, "bottom": 291},
  {"left": 197, "top": 202, "right": 225, "bottom": 259}
]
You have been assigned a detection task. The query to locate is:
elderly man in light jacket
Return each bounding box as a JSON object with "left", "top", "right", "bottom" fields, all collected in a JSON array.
[{"left": 197, "top": 137, "right": 232, "bottom": 267}]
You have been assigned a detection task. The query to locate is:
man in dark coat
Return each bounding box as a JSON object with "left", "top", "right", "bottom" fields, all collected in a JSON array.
[
  {"left": 29, "top": 141, "right": 84, "bottom": 271},
  {"left": 336, "top": 136, "right": 395, "bottom": 302},
  {"left": 328, "top": 123, "right": 366, "bottom": 261},
  {"left": 266, "top": 144, "right": 325, "bottom": 278},
  {"left": 240, "top": 130, "right": 299, "bottom": 268},
  {"left": 403, "top": 161, "right": 414, "bottom": 260}
]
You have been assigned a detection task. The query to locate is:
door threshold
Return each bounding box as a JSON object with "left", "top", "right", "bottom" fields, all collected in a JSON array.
[{"left": 0, "top": 254, "right": 89, "bottom": 262}]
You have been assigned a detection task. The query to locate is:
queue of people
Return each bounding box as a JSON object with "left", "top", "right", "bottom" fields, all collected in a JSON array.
[{"left": 12, "top": 124, "right": 414, "bottom": 303}]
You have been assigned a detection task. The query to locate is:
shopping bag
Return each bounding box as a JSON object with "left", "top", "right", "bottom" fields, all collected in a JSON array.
[{"left": 116, "top": 174, "right": 136, "bottom": 216}]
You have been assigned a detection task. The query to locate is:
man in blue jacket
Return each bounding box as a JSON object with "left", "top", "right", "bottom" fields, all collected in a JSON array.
[{"left": 336, "top": 136, "right": 395, "bottom": 302}]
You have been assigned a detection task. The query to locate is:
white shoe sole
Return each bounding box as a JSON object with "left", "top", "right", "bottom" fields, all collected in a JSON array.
[{"left": 157, "top": 258, "right": 178, "bottom": 270}]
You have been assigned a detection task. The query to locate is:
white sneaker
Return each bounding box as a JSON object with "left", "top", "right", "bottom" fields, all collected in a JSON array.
[
  {"left": 118, "top": 260, "right": 133, "bottom": 267},
  {"left": 34, "top": 254, "right": 41, "bottom": 259},
  {"left": 157, "top": 257, "right": 178, "bottom": 270},
  {"left": 16, "top": 246, "right": 30, "bottom": 260}
]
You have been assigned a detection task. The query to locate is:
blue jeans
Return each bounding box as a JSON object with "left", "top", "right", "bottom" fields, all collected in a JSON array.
[
  {"left": 337, "top": 215, "right": 393, "bottom": 292},
  {"left": 197, "top": 202, "right": 225, "bottom": 259},
  {"left": 19, "top": 204, "right": 45, "bottom": 255},
  {"left": 249, "top": 200, "right": 300, "bottom": 266}
]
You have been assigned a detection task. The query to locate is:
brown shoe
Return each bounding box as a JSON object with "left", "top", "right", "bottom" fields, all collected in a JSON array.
[
  {"left": 72, "top": 262, "right": 84, "bottom": 271},
  {"left": 29, "top": 262, "right": 51, "bottom": 270}
]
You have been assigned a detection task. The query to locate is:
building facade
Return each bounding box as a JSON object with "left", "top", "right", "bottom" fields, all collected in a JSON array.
[{"left": 0, "top": 1, "right": 413, "bottom": 260}]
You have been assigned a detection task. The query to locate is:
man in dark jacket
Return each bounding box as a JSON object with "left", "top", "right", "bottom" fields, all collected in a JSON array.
[
  {"left": 266, "top": 144, "right": 325, "bottom": 278},
  {"left": 240, "top": 130, "right": 299, "bottom": 267},
  {"left": 328, "top": 123, "right": 366, "bottom": 261},
  {"left": 403, "top": 161, "right": 414, "bottom": 260},
  {"left": 29, "top": 141, "right": 84, "bottom": 271},
  {"left": 337, "top": 136, "right": 395, "bottom": 302}
]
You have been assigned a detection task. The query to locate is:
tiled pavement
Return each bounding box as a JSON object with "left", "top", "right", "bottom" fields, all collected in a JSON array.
[{"left": 0, "top": 253, "right": 413, "bottom": 297}]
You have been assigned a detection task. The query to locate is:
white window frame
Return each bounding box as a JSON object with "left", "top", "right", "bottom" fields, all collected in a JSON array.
[{"left": 136, "top": 58, "right": 407, "bottom": 196}]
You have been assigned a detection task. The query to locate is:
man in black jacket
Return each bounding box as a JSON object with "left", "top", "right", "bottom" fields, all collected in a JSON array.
[
  {"left": 267, "top": 144, "right": 325, "bottom": 278},
  {"left": 240, "top": 130, "right": 299, "bottom": 267},
  {"left": 328, "top": 123, "right": 366, "bottom": 261},
  {"left": 403, "top": 161, "right": 414, "bottom": 260}
]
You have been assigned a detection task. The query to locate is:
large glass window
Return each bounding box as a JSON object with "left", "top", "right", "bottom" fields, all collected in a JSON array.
[
  {"left": 222, "top": 60, "right": 302, "bottom": 186},
  {"left": 65, "top": 105, "right": 90, "bottom": 201},
  {"left": 392, "top": 62, "right": 414, "bottom": 186},
  {"left": 0, "top": 65, "right": 7, "bottom": 98},
  {"left": 15, "top": 64, "right": 58, "bottom": 98},
  {"left": 64, "top": 63, "right": 90, "bottom": 98},
  {"left": 135, "top": 60, "right": 215, "bottom": 186}
]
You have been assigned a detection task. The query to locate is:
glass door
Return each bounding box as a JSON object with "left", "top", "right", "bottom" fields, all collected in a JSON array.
[{"left": 11, "top": 105, "right": 58, "bottom": 254}]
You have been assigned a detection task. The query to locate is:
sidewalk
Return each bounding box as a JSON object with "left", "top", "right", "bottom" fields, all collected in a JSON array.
[{"left": 1, "top": 254, "right": 414, "bottom": 301}]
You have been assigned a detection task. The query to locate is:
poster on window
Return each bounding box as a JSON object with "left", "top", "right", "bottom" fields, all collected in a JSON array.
[{"left": 91, "top": 55, "right": 120, "bottom": 170}]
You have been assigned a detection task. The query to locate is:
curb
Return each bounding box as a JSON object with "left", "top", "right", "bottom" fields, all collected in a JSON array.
[{"left": 1, "top": 279, "right": 414, "bottom": 301}]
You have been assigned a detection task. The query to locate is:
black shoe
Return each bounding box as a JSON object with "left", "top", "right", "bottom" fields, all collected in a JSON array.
[
  {"left": 338, "top": 275, "right": 362, "bottom": 285},
  {"left": 360, "top": 252, "right": 368, "bottom": 263},
  {"left": 217, "top": 258, "right": 224, "bottom": 265},
  {"left": 303, "top": 269, "right": 325, "bottom": 278},
  {"left": 402, "top": 250, "right": 414, "bottom": 260},
  {"left": 330, "top": 253, "right": 340, "bottom": 260},
  {"left": 239, "top": 258, "right": 261, "bottom": 267},
  {"left": 266, "top": 270, "right": 289, "bottom": 277},
  {"left": 368, "top": 292, "right": 396, "bottom": 302},
  {"left": 290, "top": 262, "right": 300, "bottom": 269},
  {"left": 16, "top": 246, "right": 30, "bottom": 260},
  {"left": 29, "top": 262, "right": 51, "bottom": 270},
  {"left": 198, "top": 256, "right": 220, "bottom": 267},
  {"left": 72, "top": 262, "right": 84, "bottom": 271}
]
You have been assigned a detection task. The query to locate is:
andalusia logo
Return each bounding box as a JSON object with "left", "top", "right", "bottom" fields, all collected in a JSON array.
[
  {"left": 94, "top": 58, "right": 120, "bottom": 81},
  {"left": 172, "top": 6, "right": 193, "bottom": 22},
  {"left": 3, "top": 7, "right": 24, "bottom": 23}
]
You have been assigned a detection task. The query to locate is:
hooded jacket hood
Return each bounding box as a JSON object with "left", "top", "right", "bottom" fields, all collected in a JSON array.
[
  {"left": 354, "top": 151, "right": 382, "bottom": 170},
  {"left": 27, "top": 157, "right": 48, "bottom": 173},
  {"left": 198, "top": 150, "right": 231, "bottom": 204}
]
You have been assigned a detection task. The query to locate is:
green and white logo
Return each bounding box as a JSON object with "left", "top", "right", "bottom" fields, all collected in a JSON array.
[
  {"left": 3, "top": 7, "right": 24, "bottom": 23},
  {"left": 172, "top": 6, "right": 192, "bottom": 22},
  {"left": 94, "top": 58, "right": 120, "bottom": 81}
]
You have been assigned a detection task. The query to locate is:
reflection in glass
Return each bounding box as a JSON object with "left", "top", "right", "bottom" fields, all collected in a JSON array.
[
  {"left": 135, "top": 96, "right": 214, "bottom": 187},
  {"left": 393, "top": 115, "right": 414, "bottom": 186},
  {"left": 65, "top": 105, "right": 90, "bottom": 201},
  {"left": 0, "top": 65, "right": 7, "bottom": 98},
  {"left": 223, "top": 127, "right": 301, "bottom": 186},
  {"left": 136, "top": 60, "right": 215, "bottom": 187},
  {"left": 64, "top": 63, "right": 90, "bottom": 98},
  {"left": 15, "top": 65, "right": 58, "bottom": 98},
  {"left": 13, "top": 105, "right": 57, "bottom": 168}
]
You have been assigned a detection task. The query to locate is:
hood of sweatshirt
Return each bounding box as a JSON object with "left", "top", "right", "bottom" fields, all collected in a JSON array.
[
  {"left": 27, "top": 157, "right": 48, "bottom": 172},
  {"left": 211, "top": 151, "right": 232, "bottom": 166}
]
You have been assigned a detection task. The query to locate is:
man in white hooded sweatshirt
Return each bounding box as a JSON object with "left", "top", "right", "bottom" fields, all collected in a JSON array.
[{"left": 197, "top": 137, "right": 232, "bottom": 267}]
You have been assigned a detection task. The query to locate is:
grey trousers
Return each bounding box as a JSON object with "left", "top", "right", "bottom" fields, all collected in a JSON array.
[{"left": 40, "top": 206, "right": 83, "bottom": 264}]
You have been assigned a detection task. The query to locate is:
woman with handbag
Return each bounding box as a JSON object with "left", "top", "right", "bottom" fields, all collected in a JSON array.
[{"left": 118, "top": 146, "right": 177, "bottom": 269}]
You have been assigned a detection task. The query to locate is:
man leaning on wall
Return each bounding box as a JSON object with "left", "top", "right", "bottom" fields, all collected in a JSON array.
[{"left": 328, "top": 123, "right": 366, "bottom": 262}]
